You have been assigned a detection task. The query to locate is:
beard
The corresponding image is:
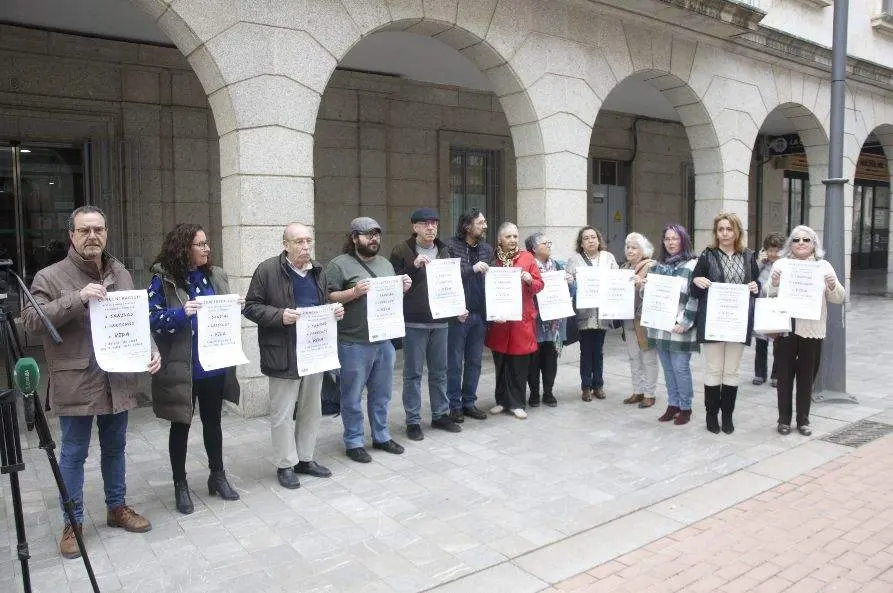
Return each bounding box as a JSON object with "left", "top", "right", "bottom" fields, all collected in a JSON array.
[
  {"left": 80, "top": 243, "right": 103, "bottom": 259},
  {"left": 356, "top": 241, "right": 379, "bottom": 258}
]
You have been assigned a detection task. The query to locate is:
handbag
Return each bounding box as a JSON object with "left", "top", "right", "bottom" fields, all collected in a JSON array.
[
  {"left": 350, "top": 254, "right": 404, "bottom": 350},
  {"left": 320, "top": 369, "right": 341, "bottom": 416}
]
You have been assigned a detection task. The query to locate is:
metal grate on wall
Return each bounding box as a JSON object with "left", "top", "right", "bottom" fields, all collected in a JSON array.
[{"left": 820, "top": 419, "right": 893, "bottom": 448}]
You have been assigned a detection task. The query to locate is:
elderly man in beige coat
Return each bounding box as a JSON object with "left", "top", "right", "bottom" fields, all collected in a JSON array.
[{"left": 23, "top": 205, "right": 161, "bottom": 560}]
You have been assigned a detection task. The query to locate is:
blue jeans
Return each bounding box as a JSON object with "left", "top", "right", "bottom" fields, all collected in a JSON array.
[
  {"left": 58, "top": 411, "right": 128, "bottom": 525},
  {"left": 657, "top": 350, "right": 694, "bottom": 411},
  {"left": 402, "top": 326, "right": 449, "bottom": 424},
  {"left": 579, "top": 329, "right": 607, "bottom": 389},
  {"left": 338, "top": 340, "right": 395, "bottom": 449},
  {"left": 447, "top": 313, "right": 486, "bottom": 411}
]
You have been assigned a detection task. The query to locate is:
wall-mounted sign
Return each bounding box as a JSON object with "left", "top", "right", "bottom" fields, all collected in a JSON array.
[
  {"left": 855, "top": 153, "right": 890, "bottom": 182},
  {"left": 766, "top": 134, "right": 805, "bottom": 156}
]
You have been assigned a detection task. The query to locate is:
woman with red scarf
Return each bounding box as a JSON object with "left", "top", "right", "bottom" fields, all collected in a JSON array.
[{"left": 485, "top": 222, "right": 544, "bottom": 419}]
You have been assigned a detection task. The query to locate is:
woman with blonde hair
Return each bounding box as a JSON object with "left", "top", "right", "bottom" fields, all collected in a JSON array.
[
  {"left": 690, "top": 212, "right": 760, "bottom": 435},
  {"left": 621, "top": 232, "right": 658, "bottom": 408},
  {"left": 766, "top": 225, "right": 844, "bottom": 436}
]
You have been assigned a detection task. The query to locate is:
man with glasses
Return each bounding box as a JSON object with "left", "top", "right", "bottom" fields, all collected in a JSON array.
[
  {"left": 445, "top": 209, "right": 493, "bottom": 423},
  {"left": 326, "top": 217, "right": 412, "bottom": 463},
  {"left": 23, "top": 205, "right": 161, "bottom": 559},
  {"left": 390, "top": 208, "right": 466, "bottom": 441},
  {"left": 243, "top": 222, "right": 344, "bottom": 488}
]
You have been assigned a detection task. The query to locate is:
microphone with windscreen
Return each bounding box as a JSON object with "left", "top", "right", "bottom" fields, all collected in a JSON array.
[{"left": 13, "top": 357, "right": 39, "bottom": 431}]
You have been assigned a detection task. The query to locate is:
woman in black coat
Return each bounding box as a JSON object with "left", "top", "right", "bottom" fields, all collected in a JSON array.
[{"left": 690, "top": 212, "right": 760, "bottom": 435}]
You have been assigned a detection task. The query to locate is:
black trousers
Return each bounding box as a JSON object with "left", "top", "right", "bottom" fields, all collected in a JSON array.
[
  {"left": 493, "top": 352, "right": 531, "bottom": 410},
  {"left": 527, "top": 341, "right": 558, "bottom": 397},
  {"left": 775, "top": 334, "right": 822, "bottom": 427},
  {"left": 169, "top": 374, "right": 226, "bottom": 482},
  {"left": 754, "top": 338, "right": 778, "bottom": 380}
]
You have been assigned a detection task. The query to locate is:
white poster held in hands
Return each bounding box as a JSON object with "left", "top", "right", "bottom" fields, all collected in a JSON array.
[
  {"left": 485, "top": 266, "right": 522, "bottom": 321},
  {"left": 574, "top": 266, "right": 601, "bottom": 309},
  {"left": 536, "top": 271, "right": 574, "bottom": 321},
  {"left": 426, "top": 258, "right": 466, "bottom": 319},
  {"left": 89, "top": 289, "right": 152, "bottom": 373},
  {"left": 704, "top": 283, "right": 750, "bottom": 343},
  {"left": 777, "top": 259, "right": 825, "bottom": 320},
  {"left": 640, "top": 275, "right": 684, "bottom": 332},
  {"left": 196, "top": 294, "right": 249, "bottom": 371},
  {"left": 598, "top": 269, "right": 635, "bottom": 320},
  {"left": 753, "top": 298, "right": 791, "bottom": 335},
  {"left": 367, "top": 276, "right": 405, "bottom": 342},
  {"left": 296, "top": 305, "right": 340, "bottom": 376}
]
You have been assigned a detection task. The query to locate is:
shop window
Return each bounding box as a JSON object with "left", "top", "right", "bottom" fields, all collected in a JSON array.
[{"left": 449, "top": 148, "right": 500, "bottom": 234}]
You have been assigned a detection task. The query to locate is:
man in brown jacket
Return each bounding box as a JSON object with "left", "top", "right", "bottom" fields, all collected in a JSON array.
[{"left": 23, "top": 205, "right": 161, "bottom": 560}]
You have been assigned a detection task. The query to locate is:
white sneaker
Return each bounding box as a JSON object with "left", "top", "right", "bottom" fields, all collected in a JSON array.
[
  {"left": 511, "top": 408, "right": 528, "bottom": 419},
  {"left": 489, "top": 405, "right": 504, "bottom": 415}
]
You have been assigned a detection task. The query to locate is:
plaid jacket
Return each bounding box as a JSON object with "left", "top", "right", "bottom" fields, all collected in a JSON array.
[{"left": 645, "top": 258, "right": 700, "bottom": 353}]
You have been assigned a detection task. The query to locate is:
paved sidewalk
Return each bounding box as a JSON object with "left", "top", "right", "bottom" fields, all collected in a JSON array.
[
  {"left": 550, "top": 434, "right": 893, "bottom": 593},
  {"left": 1, "top": 295, "right": 892, "bottom": 592}
]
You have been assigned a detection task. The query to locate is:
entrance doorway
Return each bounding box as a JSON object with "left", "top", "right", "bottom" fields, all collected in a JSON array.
[{"left": 0, "top": 143, "right": 86, "bottom": 316}]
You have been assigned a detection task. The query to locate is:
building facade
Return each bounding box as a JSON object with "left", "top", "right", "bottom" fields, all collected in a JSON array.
[{"left": 1, "top": 0, "right": 892, "bottom": 416}]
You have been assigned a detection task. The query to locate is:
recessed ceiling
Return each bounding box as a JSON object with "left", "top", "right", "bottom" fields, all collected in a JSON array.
[{"left": 0, "top": 0, "right": 170, "bottom": 45}]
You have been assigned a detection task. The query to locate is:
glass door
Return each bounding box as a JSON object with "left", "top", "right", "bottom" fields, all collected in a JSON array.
[{"left": 0, "top": 143, "right": 86, "bottom": 317}]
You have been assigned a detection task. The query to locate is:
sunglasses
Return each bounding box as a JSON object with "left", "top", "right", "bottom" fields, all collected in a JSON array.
[{"left": 791, "top": 237, "right": 811, "bottom": 244}]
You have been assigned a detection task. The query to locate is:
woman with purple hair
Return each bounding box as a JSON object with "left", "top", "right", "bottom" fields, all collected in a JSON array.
[{"left": 643, "top": 224, "right": 700, "bottom": 425}]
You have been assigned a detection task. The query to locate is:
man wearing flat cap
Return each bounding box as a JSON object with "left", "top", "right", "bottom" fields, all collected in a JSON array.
[
  {"left": 390, "top": 208, "right": 467, "bottom": 441},
  {"left": 326, "top": 217, "right": 412, "bottom": 463}
]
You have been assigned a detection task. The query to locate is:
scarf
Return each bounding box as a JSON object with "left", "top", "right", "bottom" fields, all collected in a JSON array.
[
  {"left": 495, "top": 245, "right": 518, "bottom": 268},
  {"left": 536, "top": 258, "right": 562, "bottom": 346},
  {"left": 663, "top": 252, "right": 690, "bottom": 267}
]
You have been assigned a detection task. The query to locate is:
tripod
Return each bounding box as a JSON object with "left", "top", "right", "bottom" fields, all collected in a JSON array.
[{"left": 0, "top": 274, "right": 100, "bottom": 593}]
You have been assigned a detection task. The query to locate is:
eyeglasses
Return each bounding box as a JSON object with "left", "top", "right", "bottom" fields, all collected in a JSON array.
[
  {"left": 192, "top": 241, "right": 210, "bottom": 249},
  {"left": 287, "top": 238, "right": 313, "bottom": 246},
  {"left": 791, "top": 237, "right": 812, "bottom": 244},
  {"left": 74, "top": 226, "right": 106, "bottom": 237},
  {"left": 539, "top": 241, "right": 553, "bottom": 247},
  {"left": 359, "top": 230, "right": 381, "bottom": 239}
]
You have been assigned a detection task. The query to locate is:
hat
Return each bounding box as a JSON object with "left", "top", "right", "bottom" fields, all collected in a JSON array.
[
  {"left": 350, "top": 217, "right": 381, "bottom": 234},
  {"left": 410, "top": 207, "right": 439, "bottom": 223}
]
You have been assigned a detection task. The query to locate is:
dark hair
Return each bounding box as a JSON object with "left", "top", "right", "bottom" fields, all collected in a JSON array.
[
  {"left": 658, "top": 223, "right": 694, "bottom": 263},
  {"left": 152, "top": 223, "right": 211, "bottom": 289},
  {"left": 575, "top": 226, "right": 606, "bottom": 255},
  {"left": 67, "top": 205, "right": 107, "bottom": 232},
  {"left": 762, "top": 232, "right": 785, "bottom": 250},
  {"left": 342, "top": 233, "right": 357, "bottom": 255},
  {"left": 455, "top": 208, "right": 484, "bottom": 239}
]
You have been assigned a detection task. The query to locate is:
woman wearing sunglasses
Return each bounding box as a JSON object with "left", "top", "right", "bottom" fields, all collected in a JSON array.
[{"left": 765, "top": 225, "right": 844, "bottom": 436}]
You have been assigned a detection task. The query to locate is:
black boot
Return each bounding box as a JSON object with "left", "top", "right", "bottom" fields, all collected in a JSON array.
[
  {"left": 720, "top": 385, "right": 738, "bottom": 434},
  {"left": 174, "top": 480, "right": 194, "bottom": 515},
  {"left": 704, "top": 385, "right": 721, "bottom": 434},
  {"left": 207, "top": 470, "right": 240, "bottom": 500},
  {"left": 528, "top": 390, "right": 540, "bottom": 407}
]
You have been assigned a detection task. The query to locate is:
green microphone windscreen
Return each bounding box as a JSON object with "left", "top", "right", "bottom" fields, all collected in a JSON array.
[{"left": 14, "top": 357, "right": 40, "bottom": 394}]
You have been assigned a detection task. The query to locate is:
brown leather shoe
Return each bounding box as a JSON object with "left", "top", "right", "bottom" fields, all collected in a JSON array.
[
  {"left": 623, "top": 393, "right": 644, "bottom": 404},
  {"left": 674, "top": 409, "right": 692, "bottom": 425},
  {"left": 60, "top": 523, "right": 83, "bottom": 559},
  {"left": 658, "top": 405, "right": 680, "bottom": 422},
  {"left": 593, "top": 388, "right": 606, "bottom": 400},
  {"left": 107, "top": 505, "right": 152, "bottom": 533},
  {"left": 638, "top": 396, "right": 656, "bottom": 408},
  {"left": 581, "top": 388, "right": 593, "bottom": 402}
]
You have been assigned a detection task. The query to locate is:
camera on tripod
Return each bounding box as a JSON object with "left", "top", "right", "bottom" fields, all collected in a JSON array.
[{"left": 0, "top": 258, "right": 13, "bottom": 303}]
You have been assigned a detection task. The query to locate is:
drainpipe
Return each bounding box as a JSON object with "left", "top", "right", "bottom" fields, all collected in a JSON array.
[{"left": 815, "top": 0, "right": 855, "bottom": 403}]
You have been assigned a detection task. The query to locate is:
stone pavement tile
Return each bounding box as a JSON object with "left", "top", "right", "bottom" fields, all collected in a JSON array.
[
  {"left": 426, "top": 560, "right": 546, "bottom": 593},
  {"left": 746, "top": 440, "right": 851, "bottom": 481}
]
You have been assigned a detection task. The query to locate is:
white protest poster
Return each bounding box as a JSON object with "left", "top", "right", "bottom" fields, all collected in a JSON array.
[
  {"left": 426, "top": 258, "right": 466, "bottom": 319},
  {"left": 640, "top": 275, "right": 684, "bottom": 332},
  {"left": 536, "top": 271, "right": 574, "bottom": 321},
  {"left": 295, "top": 305, "right": 340, "bottom": 376},
  {"left": 485, "top": 266, "right": 522, "bottom": 321},
  {"left": 598, "top": 269, "right": 635, "bottom": 320},
  {"left": 704, "top": 282, "right": 750, "bottom": 343},
  {"left": 753, "top": 298, "right": 791, "bottom": 335},
  {"left": 574, "top": 266, "right": 601, "bottom": 309},
  {"left": 89, "top": 289, "right": 151, "bottom": 373},
  {"left": 777, "top": 259, "right": 825, "bottom": 320},
  {"left": 196, "top": 294, "right": 249, "bottom": 371},
  {"left": 367, "top": 276, "right": 405, "bottom": 342}
]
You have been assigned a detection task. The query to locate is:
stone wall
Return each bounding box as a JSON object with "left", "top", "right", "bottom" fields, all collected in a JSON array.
[
  {"left": 0, "top": 24, "right": 220, "bottom": 287},
  {"left": 313, "top": 70, "right": 515, "bottom": 263}
]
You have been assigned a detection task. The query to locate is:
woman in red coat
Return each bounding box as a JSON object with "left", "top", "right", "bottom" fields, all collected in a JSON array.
[{"left": 485, "top": 222, "right": 544, "bottom": 419}]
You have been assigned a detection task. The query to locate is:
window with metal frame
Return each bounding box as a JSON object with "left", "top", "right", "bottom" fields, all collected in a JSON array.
[
  {"left": 449, "top": 148, "right": 500, "bottom": 235},
  {"left": 783, "top": 171, "right": 808, "bottom": 234}
]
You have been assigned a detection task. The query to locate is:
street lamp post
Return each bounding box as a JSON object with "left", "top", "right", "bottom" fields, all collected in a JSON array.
[{"left": 815, "top": 0, "right": 856, "bottom": 404}]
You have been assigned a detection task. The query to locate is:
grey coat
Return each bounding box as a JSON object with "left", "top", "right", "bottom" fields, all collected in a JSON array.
[{"left": 149, "top": 263, "right": 240, "bottom": 425}]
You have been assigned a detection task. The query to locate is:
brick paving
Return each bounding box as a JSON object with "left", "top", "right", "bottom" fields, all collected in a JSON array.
[{"left": 550, "top": 434, "right": 893, "bottom": 593}]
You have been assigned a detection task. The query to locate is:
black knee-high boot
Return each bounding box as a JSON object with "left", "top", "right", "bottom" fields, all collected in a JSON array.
[
  {"left": 720, "top": 384, "right": 738, "bottom": 434},
  {"left": 704, "top": 385, "right": 721, "bottom": 434}
]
